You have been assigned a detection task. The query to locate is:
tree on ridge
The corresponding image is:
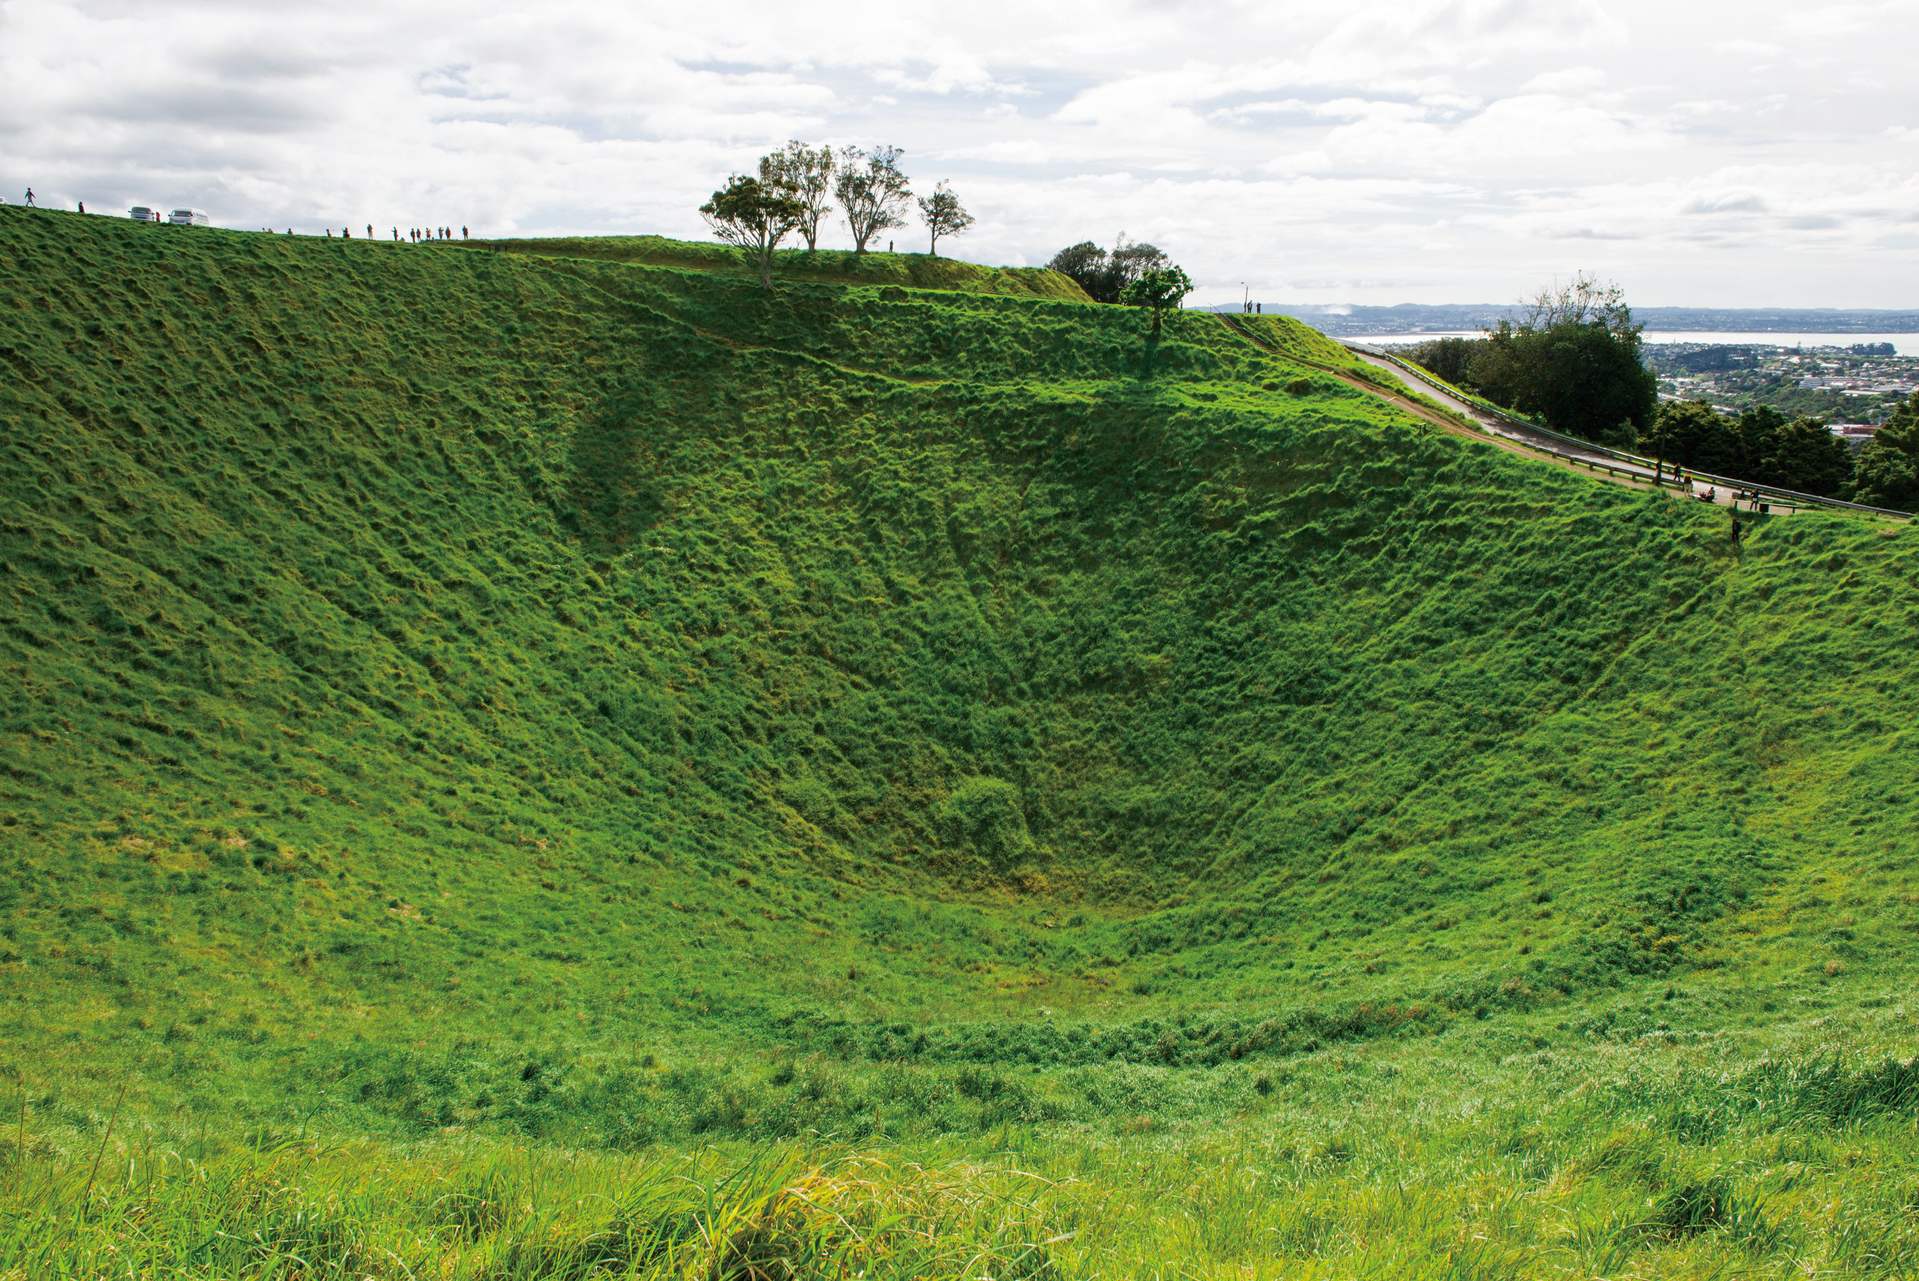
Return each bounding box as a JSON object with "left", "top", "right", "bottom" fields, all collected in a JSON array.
[
  {"left": 1122, "top": 264, "right": 1193, "bottom": 337},
  {"left": 917, "top": 181, "right": 974, "bottom": 256},
  {"left": 700, "top": 159, "right": 805, "bottom": 290},
  {"left": 833, "top": 145, "right": 912, "bottom": 255},
  {"left": 767, "top": 141, "right": 835, "bottom": 251}
]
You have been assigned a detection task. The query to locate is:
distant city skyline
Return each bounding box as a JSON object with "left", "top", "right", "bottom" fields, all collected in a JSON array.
[{"left": 5, "top": 0, "right": 1917, "bottom": 307}]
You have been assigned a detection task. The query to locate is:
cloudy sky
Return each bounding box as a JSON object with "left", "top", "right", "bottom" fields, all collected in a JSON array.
[{"left": 5, "top": 0, "right": 1918, "bottom": 307}]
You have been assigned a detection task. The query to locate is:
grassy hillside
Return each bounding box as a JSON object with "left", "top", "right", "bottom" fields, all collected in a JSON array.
[
  {"left": 463, "top": 232, "right": 1092, "bottom": 300},
  {"left": 3, "top": 205, "right": 1919, "bottom": 1278}
]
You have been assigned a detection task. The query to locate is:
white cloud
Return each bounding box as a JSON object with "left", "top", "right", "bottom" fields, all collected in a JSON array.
[
  {"left": 941, "top": 140, "right": 1057, "bottom": 165},
  {"left": 2, "top": 0, "right": 1916, "bottom": 306},
  {"left": 1519, "top": 66, "right": 1607, "bottom": 95}
]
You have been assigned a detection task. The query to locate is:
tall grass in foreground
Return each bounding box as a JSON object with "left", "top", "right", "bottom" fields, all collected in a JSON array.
[
  {"left": 6, "top": 1047, "right": 1919, "bottom": 1279},
  {"left": 1, "top": 1140, "right": 1065, "bottom": 1280}
]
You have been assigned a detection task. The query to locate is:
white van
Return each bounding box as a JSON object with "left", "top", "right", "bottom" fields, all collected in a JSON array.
[
  {"left": 168, "top": 209, "right": 210, "bottom": 227},
  {"left": 129, "top": 206, "right": 160, "bottom": 222}
]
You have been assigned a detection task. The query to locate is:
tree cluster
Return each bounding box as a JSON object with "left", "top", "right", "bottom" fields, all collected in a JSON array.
[
  {"left": 1645, "top": 400, "right": 1854, "bottom": 498},
  {"left": 1044, "top": 237, "right": 1172, "bottom": 304},
  {"left": 700, "top": 143, "right": 974, "bottom": 288},
  {"left": 1427, "top": 274, "right": 1658, "bottom": 447},
  {"left": 1849, "top": 391, "right": 1919, "bottom": 509}
]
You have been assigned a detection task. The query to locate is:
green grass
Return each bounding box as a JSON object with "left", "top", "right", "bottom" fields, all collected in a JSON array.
[
  {"left": 3, "top": 205, "right": 1918, "bottom": 1277},
  {"left": 462, "top": 232, "right": 1092, "bottom": 300}
]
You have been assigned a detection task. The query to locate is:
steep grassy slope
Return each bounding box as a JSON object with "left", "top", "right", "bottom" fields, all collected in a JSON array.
[{"left": 3, "top": 206, "right": 1919, "bottom": 1278}]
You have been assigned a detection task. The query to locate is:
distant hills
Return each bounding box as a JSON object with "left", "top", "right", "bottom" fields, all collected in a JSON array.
[{"left": 1218, "top": 301, "right": 1919, "bottom": 336}]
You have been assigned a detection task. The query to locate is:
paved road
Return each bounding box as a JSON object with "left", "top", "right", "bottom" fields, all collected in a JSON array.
[
  {"left": 1216, "top": 314, "right": 1844, "bottom": 516},
  {"left": 1345, "top": 349, "right": 1760, "bottom": 513}
]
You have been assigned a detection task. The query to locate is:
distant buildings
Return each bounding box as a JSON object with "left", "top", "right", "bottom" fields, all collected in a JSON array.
[{"left": 1648, "top": 343, "right": 1919, "bottom": 426}]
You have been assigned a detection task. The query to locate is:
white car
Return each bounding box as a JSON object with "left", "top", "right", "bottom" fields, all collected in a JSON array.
[
  {"left": 167, "top": 208, "right": 210, "bottom": 227},
  {"left": 129, "top": 206, "right": 161, "bottom": 222}
]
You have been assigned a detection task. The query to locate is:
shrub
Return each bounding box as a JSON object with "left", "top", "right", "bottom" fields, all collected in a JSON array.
[{"left": 935, "top": 776, "right": 1035, "bottom": 872}]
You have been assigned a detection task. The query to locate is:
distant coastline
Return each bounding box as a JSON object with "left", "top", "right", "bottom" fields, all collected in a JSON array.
[
  {"left": 1227, "top": 303, "right": 1919, "bottom": 337},
  {"left": 1343, "top": 330, "right": 1919, "bottom": 357}
]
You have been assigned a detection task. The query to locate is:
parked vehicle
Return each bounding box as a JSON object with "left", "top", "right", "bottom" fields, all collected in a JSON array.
[
  {"left": 167, "top": 208, "right": 210, "bottom": 227},
  {"left": 129, "top": 206, "right": 161, "bottom": 222}
]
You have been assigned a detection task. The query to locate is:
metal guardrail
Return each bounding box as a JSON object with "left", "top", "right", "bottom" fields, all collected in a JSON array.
[{"left": 1343, "top": 342, "right": 1912, "bottom": 520}]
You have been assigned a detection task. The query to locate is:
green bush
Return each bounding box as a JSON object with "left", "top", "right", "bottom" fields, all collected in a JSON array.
[{"left": 935, "top": 776, "right": 1035, "bottom": 872}]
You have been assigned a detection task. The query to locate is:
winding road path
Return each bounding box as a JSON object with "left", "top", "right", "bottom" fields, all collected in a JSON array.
[
  {"left": 1218, "top": 314, "right": 1905, "bottom": 520},
  {"left": 1342, "top": 347, "right": 1747, "bottom": 511}
]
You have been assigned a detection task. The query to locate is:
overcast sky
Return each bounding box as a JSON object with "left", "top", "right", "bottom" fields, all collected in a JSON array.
[{"left": 6, "top": 0, "right": 1918, "bottom": 307}]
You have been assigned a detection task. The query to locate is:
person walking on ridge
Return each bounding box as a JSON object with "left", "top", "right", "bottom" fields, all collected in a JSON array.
[{"left": 24, "top": 188, "right": 34, "bottom": 208}]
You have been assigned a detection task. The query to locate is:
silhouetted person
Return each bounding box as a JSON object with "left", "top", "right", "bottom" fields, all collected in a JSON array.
[
  {"left": 367, "top": 224, "right": 373, "bottom": 239},
  {"left": 77, "top": 200, "right": 85, "bottom": 214},
  {"left": 462, "top": 225, "right": 468, "bottom": 239},
  {"left": 24, "top": 188, "right": 34, "bottom": 207},
  {"left": 343, "top": 226, "right": 351, "bottom": 239}
]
